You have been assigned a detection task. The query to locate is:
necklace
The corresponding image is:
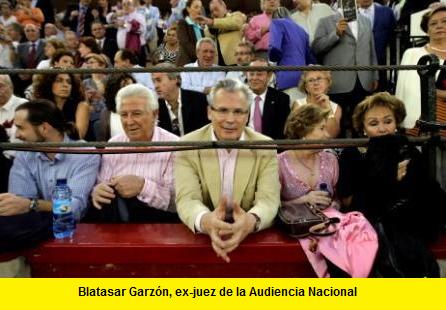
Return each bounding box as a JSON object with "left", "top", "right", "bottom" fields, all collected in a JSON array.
[
  {"left": 427, "top": 44, "right": 446, "bottom": 53},
  {"left": 294, "top": 153, "right": 318, "bottom": 177}
]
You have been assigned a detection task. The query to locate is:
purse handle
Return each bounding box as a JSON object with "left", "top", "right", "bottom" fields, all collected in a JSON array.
[{"left": 309, "top": 217, "right": 340, "bottom": 236}]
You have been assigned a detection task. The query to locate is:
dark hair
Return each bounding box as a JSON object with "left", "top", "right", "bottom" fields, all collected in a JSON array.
[
  {"left": 116, "top": 49, "right": 139, "bottom": 65},
  {"left": 15, "top": 99, "right": 79, "bottom": 139},
  {"left": 79, "top": 36, "right": 101, "bottom": 55},
  {"left": 421, "top": 5, "right": 446, "bottom": 33},
  {"left": 284, "top": 104, "right": 330, "bottom": 139},
  {"left": 352, "top": 92, "right": 407, "bottom": 134},
  {"left": 183, "top": 0, "right": 200, "bottom": 17},
  {"left": 6, "top": 22, "right": 23, "bottom": 36},
  {"left": 104, "top": 73, "right": 136, "bottom": 112},
  {"left": 34, "top": 72, "right": 85, "bottom": 104},
  {"left": 51, "top": 49, "right": 75, "bottom": 66}
]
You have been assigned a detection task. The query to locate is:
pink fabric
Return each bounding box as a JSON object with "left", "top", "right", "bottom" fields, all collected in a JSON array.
[
  {"left": 125, "top": 19, "right": 141, "bottom": 54},
  {"left": 217, "top": 148, "right": 238, "bottom": 201},
  {"left": 244, "top": 13, "right": 271, "bottom": 51},
  {"left": 97, "top": 126, "right": 179, "bottom": 211},
  {"left": 253, "top": 96, "right": 263, "bottom": 132},
  {"left": 278, "top": 151, "right": 378, "bottom": 277}
]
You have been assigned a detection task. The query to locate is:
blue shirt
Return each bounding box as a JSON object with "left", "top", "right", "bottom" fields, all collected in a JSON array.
[
  {"left": 8, "top": 136, "right": 100, "bottom": 221},
  {"left": 268, "top": 18, "right": 316, "bottom": 90}
]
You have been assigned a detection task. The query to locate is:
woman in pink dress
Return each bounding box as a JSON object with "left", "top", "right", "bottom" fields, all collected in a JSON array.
[{"left": 278, "top": 104, "right": 378, "bottom": 277}]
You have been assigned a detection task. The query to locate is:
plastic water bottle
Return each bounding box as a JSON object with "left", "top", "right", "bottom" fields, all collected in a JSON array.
[
  {"left": 319, "top": 183, "right": 333, "bottom": 197},
  {"left": 318, "top": 182, "right": 333, "bottom": 209},
  {"left": 52, "top": 179, "right": 75, "bottom": 239}
]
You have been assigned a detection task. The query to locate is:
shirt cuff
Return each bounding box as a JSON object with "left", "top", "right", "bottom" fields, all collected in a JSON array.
[{"left": 194, "top": 210, "right": 211, "bottom": 233}]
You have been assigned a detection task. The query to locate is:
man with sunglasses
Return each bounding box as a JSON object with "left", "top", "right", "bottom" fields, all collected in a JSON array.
[{"left": 175, "top": 78, "right": 280, "bottom": 263}]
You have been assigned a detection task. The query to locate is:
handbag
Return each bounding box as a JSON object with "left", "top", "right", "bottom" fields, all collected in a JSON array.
[{"left": 277, "top": 203, "right": 340, "bottom": 238}]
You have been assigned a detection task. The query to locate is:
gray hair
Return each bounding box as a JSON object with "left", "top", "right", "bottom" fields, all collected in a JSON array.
[
  {"left": 196, "top": 37, "right": 217, "bottom": 51},
  {"left": 272, "top": 6, "right": 290, "bottom": 19},
  {"left": 209, "top": 78, "right": 254, "bottom": 108},
  {"left": 154, "top": 62, "right": 181, "bottom": 86},
  {"left": 115, "top": 84, "right": 158, "bottom": 112}
]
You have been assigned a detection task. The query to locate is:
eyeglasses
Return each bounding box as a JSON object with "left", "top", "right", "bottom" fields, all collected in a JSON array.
[
  {"left": 306, "top": 77, "right": 327, "bottom": 84},
  {"left": 210, "top": 106, "right": 248, "bottom": 117}
]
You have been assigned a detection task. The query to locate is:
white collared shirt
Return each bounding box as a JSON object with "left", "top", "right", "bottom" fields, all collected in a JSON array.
[
  {"left": 132, "top": 65, "right": 155, "bottom": 90},
  {"left": 96, "top": 38, "right": 105, "bottom": 50},
  {"left": 0, "top": 95, "right": 28, "bottom": 136},
  {"left": 248, "top": 90, "right": 267, "bottom": 129},
  {"left": 181, "top": 61, "right": 226, "bottom": 94}
]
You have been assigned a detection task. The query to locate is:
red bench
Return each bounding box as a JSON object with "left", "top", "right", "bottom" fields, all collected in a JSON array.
[
  {"left": 26, "top": 224, "right": 315, "bottom": 277},
  {"left": 25, "top": 224, "right": 446, "bottom": 278}
]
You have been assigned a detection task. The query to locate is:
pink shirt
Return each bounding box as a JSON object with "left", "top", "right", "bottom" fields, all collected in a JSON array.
[
  {"left": 217, "top": 148, "right": 238, "bottom": 201},
  {"left": 244, "top": 13, "right": 271, "bottom": 51},
  {"left": 97, "top": 126, "right": 179, "bottom": 212}
]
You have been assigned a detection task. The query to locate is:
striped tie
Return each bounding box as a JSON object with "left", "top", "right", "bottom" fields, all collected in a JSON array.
[{"left": 78, "top": 7, "right": 86, "bottom": 36}]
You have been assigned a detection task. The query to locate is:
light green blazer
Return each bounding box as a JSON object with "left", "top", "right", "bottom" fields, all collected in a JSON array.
[{"left": 175, "top": 124, "right": 280, "bottom": 232}]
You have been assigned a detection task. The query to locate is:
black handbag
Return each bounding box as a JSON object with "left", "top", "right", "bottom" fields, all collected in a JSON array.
[{"left": 277, "top": 202, "right": 340, "bottom": 238}]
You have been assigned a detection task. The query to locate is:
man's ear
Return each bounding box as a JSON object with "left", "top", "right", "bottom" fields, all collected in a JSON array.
[
  {"left": 207, "top": 105, "right": 212, "bottom": 121},
  {"left": 39, "top": 122, "right": 51, "bottom": 135}
]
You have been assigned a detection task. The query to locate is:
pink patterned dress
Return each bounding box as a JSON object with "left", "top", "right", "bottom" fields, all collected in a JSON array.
[{"left": 278, "top": 151, "right": 378, "bottom": 277}]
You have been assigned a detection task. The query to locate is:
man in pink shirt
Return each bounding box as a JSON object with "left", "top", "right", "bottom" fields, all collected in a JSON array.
[
  {"left": 91, "top": 84, "right": 179, "bottom": 223},
  {"left": 244, "top": 0, "right": 280, "bottom": 57},
  {"left": 175, "top": 79, "right": 280, "bottom": 262}
]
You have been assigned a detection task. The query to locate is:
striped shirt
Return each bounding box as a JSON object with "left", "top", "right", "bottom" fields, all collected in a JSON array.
[
  {"left": 97, "top": 126, "right": 179, "bottom": 212},
  {"left": 8, "top": 136, "right": 101, "bottom": 221}
]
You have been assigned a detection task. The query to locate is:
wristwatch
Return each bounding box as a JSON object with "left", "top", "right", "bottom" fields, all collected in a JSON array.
[
  {"left": 251, "top": 213, "right": 261, "bottom": 232},
  {"left": 29, "top": 198, "right": 38, "bottom": 212}
]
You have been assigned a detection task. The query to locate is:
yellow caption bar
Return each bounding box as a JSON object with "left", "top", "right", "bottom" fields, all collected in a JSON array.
[{"left": 1, "top": 278, "right": 444, "bottom": 309}]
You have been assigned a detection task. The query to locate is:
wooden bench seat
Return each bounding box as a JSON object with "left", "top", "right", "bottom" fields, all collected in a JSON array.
[{"left": 25, "top": 224, "right": 446, "bottom": 278}]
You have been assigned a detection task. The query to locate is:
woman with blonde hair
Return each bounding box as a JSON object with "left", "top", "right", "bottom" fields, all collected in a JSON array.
[{"left": 295, "top": 69, "right": 342, "bottom": 137}]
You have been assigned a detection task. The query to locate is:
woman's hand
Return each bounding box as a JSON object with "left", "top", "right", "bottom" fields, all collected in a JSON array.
[
  {"left": 304, "top": 190, "right": 331, "bottom": 207},
  {"left": 314, "top": 93, "right": 331, "bottom": 110},
  {"left": 397, "top": 159, "right": 410, "bottom": 182}
]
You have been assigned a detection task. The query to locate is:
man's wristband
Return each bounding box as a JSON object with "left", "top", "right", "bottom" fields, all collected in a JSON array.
[
  {"left": 251, "top": 213, "right": 261, "bottom": 232},
  {"left": 29, "top": 198, "right": 38, "bottom": 212}
]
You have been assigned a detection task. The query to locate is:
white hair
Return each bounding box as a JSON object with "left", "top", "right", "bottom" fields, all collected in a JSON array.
[
  {"left": 195, "top": 37, "right": 217, "bottom": 51},
  {"left": 209, "top": 78, "right": 254, "bottom": 108},
  {"left": 0, "top": 74, "right": 13, "bottom": 88},
  {"left": 115, "top": 84, "right": 158, "bottom": 112}
]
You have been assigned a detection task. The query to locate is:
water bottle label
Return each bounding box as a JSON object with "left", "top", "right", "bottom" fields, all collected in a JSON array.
[{"left": 53, "top": 199, "right": 72, "bottom": 214}]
